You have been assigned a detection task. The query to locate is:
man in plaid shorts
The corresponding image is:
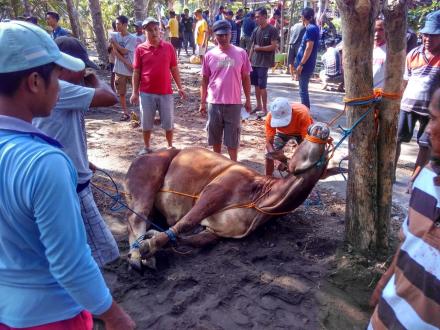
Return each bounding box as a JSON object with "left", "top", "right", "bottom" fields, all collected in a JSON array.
[{"left": 265, "top": 97, "right": 313, "bottom": 176}]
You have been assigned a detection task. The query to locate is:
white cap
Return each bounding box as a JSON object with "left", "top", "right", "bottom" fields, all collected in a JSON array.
[{"left": 269, "top": 97, "right": 292, "bottom": 128}]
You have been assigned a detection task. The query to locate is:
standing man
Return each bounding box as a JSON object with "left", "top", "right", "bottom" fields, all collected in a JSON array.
[
  {"left": 249, "top": 7, "right": 278, "bottom": 116},
  {"left": 215, "top": 6, "right": 225, "bottom": 21},
  {"left": 33, "top": 36, "right": 120, "bottom": 267},
  {"left": 224, "top": 10, "right": 239, "bottom": 46},
  {"left": 182, "top": 8, "right": 196, "bottom": 56},
  {"left": 132, "top": 20, "right": 146, "bottom": 46},
  {"left": 295, "top": 7, "right": 319, "bottom": 109},
  {"left": 239, "top": 12, "right": 256, "bottom": 53},
  {"left": 167, "top": 11, "right": 180, "bottom": 55},
  {"left": 46, "top": 11, "right": 70, "bottom": 39},
  {"left": 111, "top": 15, "right": 137, "bottom": 121},
  {"left": 368, "top": 87, "right": 440, "bottom": 330},
  {"left": 396, "top": 10, "right": 440, "bottom": 187},
  {"left": 235, "top": 8, "right": 245, "bottom": 46},
  {"left": 0, "top": 20, "right": 134, "bottom": 330},
  {"left": 131, "top": 18, "right": 185, "bottom": 155},
  {"left": 372, "top": 18, "right": 387, "bottom": 88},
  {"left": 200, "top": 20, "right": 252, "bottom": 161},
  {"left": 194, "top": 8, "right": 209, "bottom": 63},
  {"left": 287, "top": 18, "right": 305, "bottom": 80}
]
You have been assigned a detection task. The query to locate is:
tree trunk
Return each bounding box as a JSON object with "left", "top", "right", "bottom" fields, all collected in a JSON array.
[
  {"left": 88, "top": 0, "right": 108, "bottom": 64},
  {"left": 376, "top": 0, "right": 408, "bottom": 251},
  {"left": 65, "top": 0, "right": 83, "bottom": 41},
  {"left": 336, "top": 0, "right": 381, "bottom": 252},
  {"left": 134, "top": 0, "right": 146, "bottom": 22}
]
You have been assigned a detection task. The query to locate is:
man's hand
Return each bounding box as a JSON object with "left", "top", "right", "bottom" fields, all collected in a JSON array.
[
  {"left": 83, "top": 71, "right": 99, "bottom": 87},
  {"left": 88, "top": 161, "right": 98, "bottom": 173},
  {"left": 254, "top": 45, "right": 261, "bottom": 52},
  {"left": 199, "top": 103, "right": 207, "bottom": 115},
  {"left": 98, "top": 301, "right": 136, "bottom": 330},
  {"left": 296, "top": 64, "right": 303, "bottom": 76},
  {"left": 130, "top": 93, "right": 140, "bottom": 105},
  {"left": 244, "top": 99, "right": 251, "bottom": 113},
  {"left": 178, "top": 88, "right": 186, "bottom": 99}
]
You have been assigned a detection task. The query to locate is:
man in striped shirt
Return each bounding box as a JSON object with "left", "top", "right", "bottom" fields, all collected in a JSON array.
[
  {"left": 369, "top": 87, "right": 440, "bottom": 329},
  {"left": 396, "top": 10, "right": 440, "bottom": 186}
]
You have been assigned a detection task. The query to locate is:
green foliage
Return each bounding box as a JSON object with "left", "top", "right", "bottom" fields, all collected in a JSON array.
[{"left": 408, "top": 2, "right": 440, "bottom": 31}]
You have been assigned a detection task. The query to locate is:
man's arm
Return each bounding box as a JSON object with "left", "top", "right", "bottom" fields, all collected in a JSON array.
[
  {"left": 200, "top": 75, "right": 209, "bottom": 114},
  {"left": 83, "top": 72, "right": 118, "bottom": 107},
  {"left": 113, "top": 49, "right": 133, "bottom": 70},
  {"left": 111, "top": 39, "right": 129, "bottom": 55},
  {"left": 170, "top": 66, "right": 185, "bottom": 99},
  {"left": 130, "top": 68, "right": 141, "bottom": 105},
  {"left": 33, "top": 154, "right": 135, "bottom": 329},
  {"left": 202, "top": 24, "right": 209, "bottom": 46},
  {"left": 254, "top": 39, "right": 277, "bottom": 52},
  {"left": 297, "top": 40, "right": 314, "bottom": 75},
  {"left": 241, "top": 72, "right": 251, "bottom": 112}
]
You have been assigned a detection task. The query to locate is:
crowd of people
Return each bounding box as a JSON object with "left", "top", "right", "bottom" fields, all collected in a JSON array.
[{"left": 0, "top": 6, "right": 439, "bottom": 330}]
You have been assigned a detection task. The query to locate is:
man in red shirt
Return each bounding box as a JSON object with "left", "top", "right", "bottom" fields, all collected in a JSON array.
[
  {"left": 130, "top": 17, "right": 186, "bottom": 155},
  {"left": 265, "top": 97, "right": 313, "bottom": 176}
]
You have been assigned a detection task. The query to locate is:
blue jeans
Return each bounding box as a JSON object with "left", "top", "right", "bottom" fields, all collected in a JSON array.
[{"left": 298, "top": 71, "right": 312, "bottom": 109}]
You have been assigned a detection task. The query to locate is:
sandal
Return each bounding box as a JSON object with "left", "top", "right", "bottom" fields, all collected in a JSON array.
[
  {"left": 256, "top": 110, "right": 268, "bottom": 118},
  {"left": 250, "top": 108, "right": 261, "bottom": 114},
  {"left": 120, "top": 113, "right": 130, "bottom": 121},
  {"left": 138, "top": 147, "right": 153, "bottom": 156}
]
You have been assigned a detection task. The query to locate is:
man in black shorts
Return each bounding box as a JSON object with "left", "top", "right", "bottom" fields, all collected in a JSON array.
[{"left": 249, "top": 7, "right": 278, "bottom": 116}]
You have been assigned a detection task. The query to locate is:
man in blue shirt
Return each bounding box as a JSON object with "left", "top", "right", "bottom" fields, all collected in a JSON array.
[
  {"left": 46, "top": 11, "right": 70, "bottom": 39},
  {"left": 295, "top": 7, "right": 319, "bottom": 109},
  {"left": 0, "top": 21, "right": 134, "bottom": 329},
  {"left": 240, "top": 11, "right": 256, "bottom": 53}
]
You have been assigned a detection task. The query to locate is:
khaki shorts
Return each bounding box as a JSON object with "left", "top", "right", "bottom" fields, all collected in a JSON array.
[
  {"left": 196, "top": 44, "right": 207, "bottom": 56},
  {"left": 114, "top": 73, "right": 131, "bottom": 95},
  {"left": 207, "top": 103, "right": 241, "bottom": 148}
]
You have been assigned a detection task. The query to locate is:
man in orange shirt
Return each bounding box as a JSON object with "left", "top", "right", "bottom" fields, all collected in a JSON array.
[{"left": 265, "top": 97, "right": 313, "bottom": 175}]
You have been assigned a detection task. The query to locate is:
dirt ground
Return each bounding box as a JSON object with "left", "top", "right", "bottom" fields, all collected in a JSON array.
[{"left": 86, "top": 67, "right": 405, "bottom": 329}]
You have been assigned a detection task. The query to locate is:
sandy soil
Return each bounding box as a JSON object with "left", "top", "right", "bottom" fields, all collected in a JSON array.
[{"left": 86, "top": 67, "right": 405, "bottom": 329}]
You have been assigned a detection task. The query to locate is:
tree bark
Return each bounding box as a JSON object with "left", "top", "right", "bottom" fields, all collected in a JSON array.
[
  {"left": 88, "top": 0, "right": 108, "bottom": 64},
  {"left": 336, "top": 0, "right": 381, "bottom": 252},
  {"left": 65, "top": 0, "right": 83, "bottom": 41},
  {"left": 376, "top": 0, "right": 407, "bottom": 251},
  {"left": 134, "top": 0, "right": 146, "bottom": 22}
]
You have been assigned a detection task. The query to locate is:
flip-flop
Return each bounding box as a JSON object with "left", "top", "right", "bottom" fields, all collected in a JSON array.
[
  {"left": 138, "top": 147, "right": 153, "bottom": 156},
  {"left": 250, "top": 108, "right": 261, "bottom": 114},
  {"left": 256, "top": 110, "right": 268, "bottom": 118}
]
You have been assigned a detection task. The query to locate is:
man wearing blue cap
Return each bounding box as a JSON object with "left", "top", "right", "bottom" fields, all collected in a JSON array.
[
  {"left": 396, "top": 10, "right": 440, "bottom": 188},
  {"left": 0, "top": 21, "right": 134, "bottom": 329}
]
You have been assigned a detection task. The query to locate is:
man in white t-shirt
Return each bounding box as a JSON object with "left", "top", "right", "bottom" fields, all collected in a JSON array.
[
  {"left": 372, "top": 18, "right": 386, "bottom": 89},
  {"left": 110, "top": 15, "right": 137, "bottom": 121}
]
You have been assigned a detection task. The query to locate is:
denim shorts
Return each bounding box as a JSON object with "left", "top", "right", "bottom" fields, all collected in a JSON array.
[
  {"left": 397, "top": 110, "right": 429, "bottom": 145},
  {"left": 250, "top": 66, "right": 269, "bottom": 89},
  {"left": 140, "top": 92, "right": 174, "bottom": 131}
]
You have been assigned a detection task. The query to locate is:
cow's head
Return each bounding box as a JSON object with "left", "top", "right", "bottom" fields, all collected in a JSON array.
[{"left": 288, "top": 122, "right": 331, "bottom": 174}]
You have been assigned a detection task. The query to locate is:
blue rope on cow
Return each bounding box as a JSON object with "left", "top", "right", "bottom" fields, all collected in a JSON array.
[{"left": 165, "top": 229, "right": 177, "bottom": 243}]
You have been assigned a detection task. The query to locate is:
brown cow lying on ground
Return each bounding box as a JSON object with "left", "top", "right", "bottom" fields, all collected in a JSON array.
[{"left": 125, "top": 122, "right": 334, "bottom": 270}]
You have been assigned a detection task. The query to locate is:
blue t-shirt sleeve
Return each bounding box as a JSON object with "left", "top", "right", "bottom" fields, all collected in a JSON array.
[
  {"left": 304, "top": 25, "right": 319, "bottom": 43},
  {"left": 31, "top": 152, "right": 112, "bottom": 315},
  {"left": 56, "top": 80, "right": 95, "bottom": 113}
]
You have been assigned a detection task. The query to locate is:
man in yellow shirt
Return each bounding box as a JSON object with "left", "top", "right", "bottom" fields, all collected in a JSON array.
[
  {"left": 194, "top": 8, "right": 208, "bottom": 62},
  {"left": 167, "top": 10, "right": 180, "bottom": 55}
]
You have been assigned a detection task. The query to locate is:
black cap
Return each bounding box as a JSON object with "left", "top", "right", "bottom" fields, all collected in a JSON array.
[
  {"left": 212, "top": 19, "right": 231, "bottom": 34},
  {"left": 55, "top": 36, "right": 98, "bottom": 70}
]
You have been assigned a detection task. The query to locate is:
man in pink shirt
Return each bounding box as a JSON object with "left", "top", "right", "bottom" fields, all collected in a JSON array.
[
  {"left": 200, "top": 19, "right": 252, "bottom": 161},
  {"left": 130, "top": 17, "right": 185, "bottom": 155}
]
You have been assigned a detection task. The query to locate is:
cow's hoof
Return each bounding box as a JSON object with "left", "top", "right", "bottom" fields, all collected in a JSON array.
[
  {"left": 127, "top": 249, "right": 143, "bottom": 273},
  {"left": 139, "top": 238, "right": 158, "bottom": 258},
  {"left": 142, "top": 256, "right": 157, "bottom": 270}
]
